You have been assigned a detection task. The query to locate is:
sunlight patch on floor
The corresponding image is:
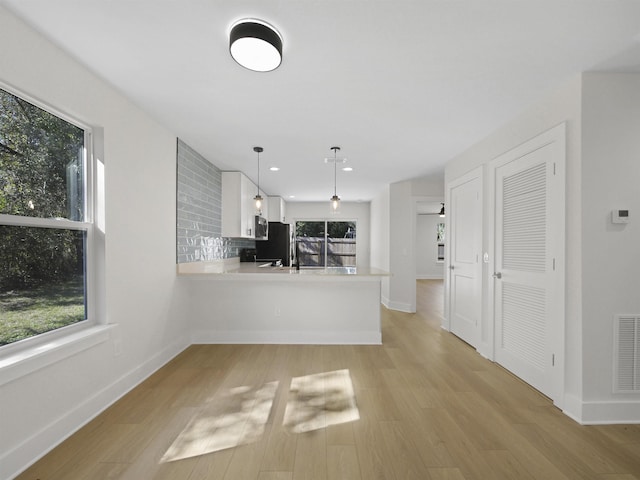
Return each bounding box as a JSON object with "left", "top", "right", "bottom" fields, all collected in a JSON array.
[
  {"left": 283, "top": 369, "right": 360, "bottom": 433},
  {"left": 161, "top": 369, "right": 360, "bottom": 463},
  {"left": 161, "top": 381, "right": 278, "bottom": 462}
]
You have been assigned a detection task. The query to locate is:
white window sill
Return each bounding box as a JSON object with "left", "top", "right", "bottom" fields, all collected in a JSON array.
[{"left": 0, "top": 325, "right": 112, "bottom": 386}]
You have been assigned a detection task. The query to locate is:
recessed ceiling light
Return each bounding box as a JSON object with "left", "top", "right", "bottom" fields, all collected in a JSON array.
[
  {"left": 229, "top": 19, "right": 282, "bottom": 72},
  {"left": 270, "top": 166, "right": 280, "bottom": 171},
  {"left": 288, "top": 195, "right": 295, "bottom": 199},
  {"left": 342, "top": 167, "right": 353, "bottom": 172}
]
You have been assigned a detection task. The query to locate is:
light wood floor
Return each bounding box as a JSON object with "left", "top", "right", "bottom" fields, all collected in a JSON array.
[{"left": 17, "top": 280, "right": 640, "bottom": 480}]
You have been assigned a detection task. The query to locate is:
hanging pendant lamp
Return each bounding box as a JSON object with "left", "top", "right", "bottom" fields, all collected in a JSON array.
[
  {"left": 439, "top": 203, "right": 445, "bottom": 217},
  {"left": 253, "top": 146, "right": 263, "bottom": 212},
  {"left": 230, "top": 19, "right": 283, "bottom": 72},
  {"left": 330, "top": 146, "right": 341, "bottom": 213}
]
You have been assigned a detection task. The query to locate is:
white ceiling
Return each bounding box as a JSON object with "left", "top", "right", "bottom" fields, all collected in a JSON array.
[{"left": 3, "top": 1, "right": 640, "bottom": 202}]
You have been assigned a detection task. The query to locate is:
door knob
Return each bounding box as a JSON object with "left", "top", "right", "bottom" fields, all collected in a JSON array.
[
  {"left": 449, "top": 265, "right": 455, "bottom": 270},
  {"left": 493, "top": 272, "right": 502, "bottom": 279}
]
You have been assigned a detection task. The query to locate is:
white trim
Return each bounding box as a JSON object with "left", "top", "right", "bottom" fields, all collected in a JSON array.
[
  {"left": 563, "top": 397, "right": 640, "bottom": 425},
  {"left": 562, "top": 393, "right": 584, "bottom": 423},
  {"left": 0, "top": 84, "right": 100, "bottom": 353},
  {"left": 0, "top": 325, "right": 111, "bottom": 386},
  {"left": 487, "top": 122, "right": 566, "bottom": 409},
  {"left": 386, "top": 300, "right": 415, "bottom": 313},
  {"left": 416, "top": 274, "right": 444, "bottom": 280},
  {"left": 0, "top": 214, "right": 91, "bottom": 230},
  {"left": 381, "top": 294, "right": 391, "bottom": 310},
  {"left": 1, "top": 337, "right": 189, "bottom": 480},
  {"left": 191, "top": 330, "right": 382, "bottom": 345}
]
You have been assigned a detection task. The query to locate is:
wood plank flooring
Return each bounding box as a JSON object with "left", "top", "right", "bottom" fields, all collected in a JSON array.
[{"left": 16, "top": 280, "right": 640, "bottom": 480}]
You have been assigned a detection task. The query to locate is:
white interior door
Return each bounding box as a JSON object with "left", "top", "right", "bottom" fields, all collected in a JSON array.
[
  {"left": 492, "top": 125, "right": 565, "bottom": 404},
  {"left": 448, "top": 168, "right": 482, "bottom": 348}
]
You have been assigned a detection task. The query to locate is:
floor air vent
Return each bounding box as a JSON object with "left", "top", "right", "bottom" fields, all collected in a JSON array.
[{"left": 614, "top": 315, "right": 640, "bottom": 392}]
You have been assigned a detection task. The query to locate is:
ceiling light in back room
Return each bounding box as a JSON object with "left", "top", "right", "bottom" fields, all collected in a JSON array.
[{"left": 229, "top": 19, "right": 282, "bottom": 72}]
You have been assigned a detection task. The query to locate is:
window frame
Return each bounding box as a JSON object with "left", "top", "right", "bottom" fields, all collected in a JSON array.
[
  {"left": 294, "top": 219, "right": 357, "bottom": 268},
  {"left": 0, "top": 82, "right": 98, "bottom": 355},
  {"left": 437, "top": 222, "right": 445, "bottom": 263}
]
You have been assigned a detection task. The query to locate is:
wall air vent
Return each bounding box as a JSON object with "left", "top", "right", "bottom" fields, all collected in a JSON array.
[{"left": 614, "top": 315, "right": 640, "bottom": 392}]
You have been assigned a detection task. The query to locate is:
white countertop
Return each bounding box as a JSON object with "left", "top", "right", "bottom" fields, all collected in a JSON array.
[{"left": 177, "top": 258, "right": 389, "bottom": 278}]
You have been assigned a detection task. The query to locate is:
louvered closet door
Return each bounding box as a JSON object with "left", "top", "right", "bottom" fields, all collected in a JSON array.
[{"left": 494, "top": 142, "right": 560, "bottom": 400}]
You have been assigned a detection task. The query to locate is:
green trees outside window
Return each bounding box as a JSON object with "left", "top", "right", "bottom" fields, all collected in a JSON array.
[{"left": 0, "top": 88, "right": 88, "bottom": 346}]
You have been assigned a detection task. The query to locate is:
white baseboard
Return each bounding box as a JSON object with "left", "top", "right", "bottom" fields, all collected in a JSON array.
[
  {"left": 381, "top": 295, "right": 391, "bottom": 310},
  {"left": 562, "top": 395, "right": 640, "bottom": 424},
  {"left": 191, "top": 330, "right": 382, "bottom": 345},
  {"left": 2, "top": 337, "right": 189, "bottom": 480},
  {"left": 386, "top": 300, "right": 415, "bottom": 313},
  {"left": 416, "top": 274, "right": 444, "bottom": 280}
]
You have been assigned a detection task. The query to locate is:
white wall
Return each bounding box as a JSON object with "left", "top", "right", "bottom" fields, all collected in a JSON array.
[
  {"left": 387, "top": 176, "right": 444, "bottom": 313},
  {"left": 370, "top": 186, "right": 391, "bottom": 305},
  {"left": 0, "top": 8, "right": 190, "bottom": 478},
  {"left": 445, "top": 75, "right": 584, "bottom": 415},
  {"left": 445, "top": 73, "right": 640, "bottom": 422},
  {"left": 581, "top": 73, "right": 640, "bottom": 419},
  {"left": 444, "top": 72, "right": 640, "bottom": 423},
  {"left": 389, "top": 181, "right": 417, "bottom": 312},
  {"left": 416, "top": 215, "right": 445, "bottom": 279},
  {"left": 445, "top": 77, "right": 583, "bottom": 387},
  {"left": 285, "top": 201, "right": 371, "bottom": 268}
]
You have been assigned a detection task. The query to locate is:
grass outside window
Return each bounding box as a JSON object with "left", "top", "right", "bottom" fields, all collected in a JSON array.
[{"left": 0, "top": 277, "right": 85, "bottom": 346}]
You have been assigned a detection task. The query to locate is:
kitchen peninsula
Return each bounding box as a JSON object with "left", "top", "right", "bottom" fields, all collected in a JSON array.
[{"left": 178, "top": 258, "right": 388, "bottom": 345}]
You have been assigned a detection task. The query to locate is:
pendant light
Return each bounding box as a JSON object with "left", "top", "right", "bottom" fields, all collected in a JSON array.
[
  {"left": 330, "top": 146, "right": 341, "bottom": 213},
  {"left": 253, "top": 146, "right": 263, "bottom": 212},
  {"left": 439, "top": 203, "right": 445, "bottom": 217},
  {"left": 229, "top": 19, "right": 283, "bottom": 72}
]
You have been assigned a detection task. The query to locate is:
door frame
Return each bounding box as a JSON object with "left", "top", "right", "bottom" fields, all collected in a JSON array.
[{"left": 487, "top": 123, "right": 566, "bottom": 407}]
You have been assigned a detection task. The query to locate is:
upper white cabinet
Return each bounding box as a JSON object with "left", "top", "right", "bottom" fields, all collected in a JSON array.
[
  {"left": 268, "top": 196, "right": 286, "bottom": 223},
  {"left": 222, "top": 171, "right": 268, "bottom": 238}
]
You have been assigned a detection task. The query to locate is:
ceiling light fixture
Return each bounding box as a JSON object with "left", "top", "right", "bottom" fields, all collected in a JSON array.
[
  {"left": 253, "top": 146, "right": 263, "bottom": 212},
  {"left": 439, "top": 203, "right": 445, "bottom": 217},
  {"left": 229, "top": 19, "right": 282, "bottom": 72},
  {"left": 329, "top": 146, "right": 341, "bottom": 213}
]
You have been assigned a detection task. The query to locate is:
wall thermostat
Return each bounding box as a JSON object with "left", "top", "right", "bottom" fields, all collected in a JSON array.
[{"left": 612, "top": 209, "right": 629, "bottom": 224}]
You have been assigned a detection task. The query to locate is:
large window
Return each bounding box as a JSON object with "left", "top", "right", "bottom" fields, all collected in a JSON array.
[
  {"left": 0, "top": 87, "right": 91, "bottom": 347},
  {"left": 295, "top": 221, "right": 356, "bottom": 267}
]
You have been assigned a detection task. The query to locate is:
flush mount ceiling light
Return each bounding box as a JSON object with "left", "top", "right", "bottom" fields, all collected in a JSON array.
[
  {"left": 229, "top": 19, "right": 282, "bottom": 72},
  {"left": 253, "top": 146, "right": 263, "bottom": 212}
]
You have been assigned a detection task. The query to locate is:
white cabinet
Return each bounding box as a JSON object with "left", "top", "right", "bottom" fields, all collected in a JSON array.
[
  {"left": 268, "top": 196, "right": 286, "bottom": 223},
  {"left": 222, "top": 171, "right": 268, "bottom": 238}
]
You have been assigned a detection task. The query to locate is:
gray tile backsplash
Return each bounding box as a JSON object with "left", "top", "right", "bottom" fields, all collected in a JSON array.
[{"left": 176, "top": 139, "right": 254, "bottom": 263}]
